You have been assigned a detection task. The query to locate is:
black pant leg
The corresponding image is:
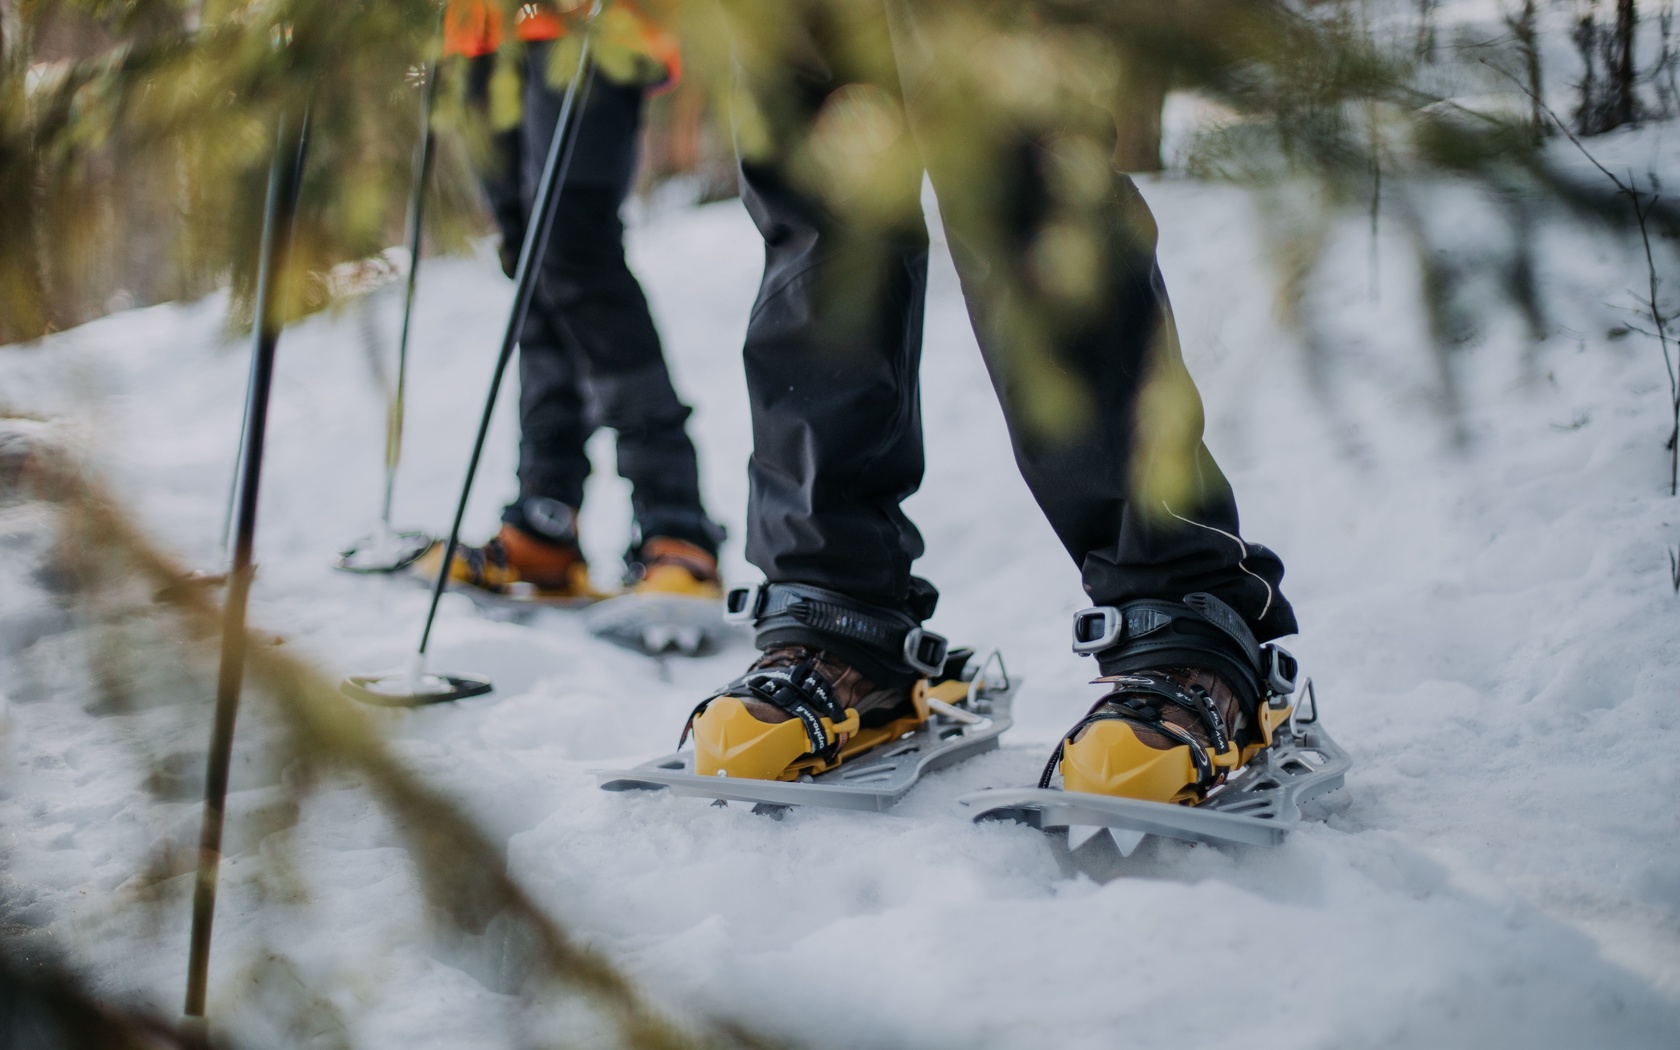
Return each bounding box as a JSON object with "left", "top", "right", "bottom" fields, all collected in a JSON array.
[
  {"left": 514, "top": 48, "right": 715, "bottom": 550},
  {"left": 466, "top": 54, "right": 526, "bottom": 253},
  {"left": 513, "top": 308, "right": 592, "bottom": 510},
  {"left": 470, "top": 52, "right": 594, "bottom": 526},
  {"left": 732, "top": 28, "right": 933, "bottom": 611},
  {"left": 881, "top": 0, "right": 1296, "bottom": 641}
]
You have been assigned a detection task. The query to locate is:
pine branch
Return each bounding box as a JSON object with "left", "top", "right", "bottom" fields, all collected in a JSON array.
[{"left": 3, "top": 422, "right": 790, "bottom": 1050}]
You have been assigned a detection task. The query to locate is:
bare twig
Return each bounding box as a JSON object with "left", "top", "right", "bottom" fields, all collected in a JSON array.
[
  {"left": 1484, "top": 59, "right": 1628, "bottom": 186},
  {"left": 1483, "top": 59, "right": 1680, "bottom": 494},
  {"left": 1629, "top": 181, "right": 1680, "bottom": 494}
]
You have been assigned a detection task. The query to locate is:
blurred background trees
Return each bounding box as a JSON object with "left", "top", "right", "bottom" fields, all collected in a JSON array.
[
  {"left": 0, "top": 0, "right": 741, "bottom": 342},
  {"left": 3, "top": 0, "right": 1675, "bottom": 345}
]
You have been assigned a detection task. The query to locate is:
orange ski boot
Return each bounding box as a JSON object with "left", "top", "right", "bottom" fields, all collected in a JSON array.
[{"left": 411, "top": 522, "right": 602, "bottom": 602}]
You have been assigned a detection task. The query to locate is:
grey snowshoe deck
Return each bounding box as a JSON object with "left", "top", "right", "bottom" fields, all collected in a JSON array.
[
  {"left": 585, "top": 592, "right": 733, "bottom": 656},
  {"left": 596, "top": 654, "right": 1015, "bottom": 812},
  {"left": 402, "top": 568, "right": 600, "bottom": 617},
  {"left": 960, "top": 707, "right": 1349, "bottom": 853}
]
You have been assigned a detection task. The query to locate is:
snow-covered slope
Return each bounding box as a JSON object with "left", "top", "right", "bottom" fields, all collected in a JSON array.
[{"left": 2, "top": 158, "right": 1678, "bottom": 1046}]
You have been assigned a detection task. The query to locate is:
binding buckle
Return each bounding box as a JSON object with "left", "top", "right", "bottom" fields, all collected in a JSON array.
[
  {"left": 1260, "top": 643, "right": 1298, "bottom": 697},
  {"left": 724, "top": 584, "right": 764, "bottom": 626},
  {"left": 1071, "top": 606, "right": 1124, "bottom": 655},
  {"left": 902, "top": 627, "right": 949, "bottom": 677}
]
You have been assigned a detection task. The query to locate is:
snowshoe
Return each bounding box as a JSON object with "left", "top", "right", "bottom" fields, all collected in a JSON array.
[
  {"left": 584, "top": 537, "right": 727, "bottom": 655},
  {"left": 333, "top": 527, "right": 433, "bottom": 574},
  {"left": 409, "top": 523, "right": 607, "bottom": 608},
  {"left": 597, "top": 647, "right": 1014, "bottom": 812},
  {"left": 963, "top": 596, "right": 1349, "bottom": 853},
  {"left": 341, "top": 658, "right": 493, "bottom": 707}
]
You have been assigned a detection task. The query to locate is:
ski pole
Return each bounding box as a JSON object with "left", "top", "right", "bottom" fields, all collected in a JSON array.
[
  {"left": 403, "top": 19, "right": 600, "bottom": 694},
  {"left": 342, "top": 6, "right": 604, "bottom": 705},
  {"left": 183, "top": 103, "right": 311, "bottom": 1029},
  {"left": 331, "top": 44, "right": 442, "bottom": 574},
  {"left": 383, "top": 57, "right": 441, "bottom": 530},
  {"left": 217, "top": 383, "right": 249, "bottom": 558}
]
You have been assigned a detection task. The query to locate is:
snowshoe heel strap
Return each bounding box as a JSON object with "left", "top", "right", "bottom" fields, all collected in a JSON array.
[
  {"left": 1071, "top": 593, "right": 1294, "bottom": 715},
  {"left": 727, "top": 582, "right": 948, "bottom": 680}
]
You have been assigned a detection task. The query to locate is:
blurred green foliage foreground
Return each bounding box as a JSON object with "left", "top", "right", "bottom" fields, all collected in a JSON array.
[
  {"left": 4, "top": 0, "right": 1678, "bottom": 475},
  {"left": 2, "top": 0, "right": 1674, "bottom": 340},
  {"left": 0, "top": 421, "right": 784, "bottom": 1046}
]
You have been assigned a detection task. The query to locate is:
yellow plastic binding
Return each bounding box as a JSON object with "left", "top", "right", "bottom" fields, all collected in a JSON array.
[
  {"left": 691, "top": 679, "right": 930, "bottom": 782},
  {"left": 1060, "top": 699, "right": 1295, "bottom": 805},
  {"left": 635, "top": 562, "right": 723, "bottom": 599}
]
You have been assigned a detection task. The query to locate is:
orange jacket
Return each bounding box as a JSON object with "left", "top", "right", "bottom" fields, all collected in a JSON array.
[{"left": 443, "top": 1, "right": 681, "bottom": 88}]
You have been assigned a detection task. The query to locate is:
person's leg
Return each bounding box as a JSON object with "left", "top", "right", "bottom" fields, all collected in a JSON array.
[
  {"left": 431, "top": 51, "right": 593, "bottom": 592},
  {"left": 663, "top": 0, "right": 948, "bottom": 739},
  {"left": 881, "top": 1, "right": 1294, "bottom": 647},
  {"left": 875, "top": 0, "right": 1298, "bottom": 804},
  {"left": 733, "top": 5, "right": 934, "bottom": 627},
  {"left": 519, "top": 48, "right": 718, "bottom": 557},
  {"left": 509, "top": 306, "right": 591, "bottom": 529},
  {"left": 465, "top": 53, "right": 527, "bottom": 275}
]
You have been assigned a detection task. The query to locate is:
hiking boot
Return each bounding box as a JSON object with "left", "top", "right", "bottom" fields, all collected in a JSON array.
[
  {"left": 411, "top": 523, "right": 601, "bottom": 600},
  {"left": 1049, "top": 665, "right": 1294, "bottom": 804},
  {"left": 629, "top": 536, "right": 722, "bottom": 599},
  {"left": 681, "top": 645, "right": 929, "bottom": 781},
  {"left": 1050, "top": 594, "right": 1302, "bottom": 804}
]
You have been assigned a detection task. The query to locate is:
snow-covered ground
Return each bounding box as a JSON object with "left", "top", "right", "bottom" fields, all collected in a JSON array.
[{"left": 4, "top": 139, "right": 1680, "bottom": 1045}]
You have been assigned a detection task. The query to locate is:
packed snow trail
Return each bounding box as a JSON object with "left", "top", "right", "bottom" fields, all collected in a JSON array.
[{"left": 2, "top": 169, "right": 1678, "bottom": 1048}]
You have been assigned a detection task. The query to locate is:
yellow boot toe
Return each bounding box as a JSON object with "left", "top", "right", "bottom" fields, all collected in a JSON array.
[
  {"left": 1059, "top": 720, "right": 1211, "bottom": 804},
  {"left": 691, "top": 697, "right": 861, "bottom": 781}
]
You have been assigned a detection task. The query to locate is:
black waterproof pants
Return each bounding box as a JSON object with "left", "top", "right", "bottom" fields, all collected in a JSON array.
[
  {"left": 735, "top": 2, "right": 1296, "bottom": 644},
  {"left": 471, "top": 47, "right": 714, "bottom": 551}
]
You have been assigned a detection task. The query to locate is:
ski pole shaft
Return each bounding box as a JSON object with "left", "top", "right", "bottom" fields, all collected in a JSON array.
[
  {"left": 184, "top": 104, "right": 310, "bottom": 1023},
  {"left": 383, "top": 57, "right": 442, "bottom": 528},
  {"left": 417, "top": 15, "right": 601, "bottom": 658},
  {"left": 219, "top": 364, "right": 253, "bottom": 556}
]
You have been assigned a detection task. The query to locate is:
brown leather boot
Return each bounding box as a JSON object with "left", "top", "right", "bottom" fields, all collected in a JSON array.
[{"left": 732, "top": 646, "right": 916, "bottom": 727}]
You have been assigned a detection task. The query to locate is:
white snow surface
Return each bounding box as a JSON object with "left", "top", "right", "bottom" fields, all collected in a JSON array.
[{"left": 3, "top": 165, "right": 1679, "bottom": 1047}]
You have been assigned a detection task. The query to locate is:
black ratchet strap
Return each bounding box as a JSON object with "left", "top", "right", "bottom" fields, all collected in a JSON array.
[
  {"left": 726, "top": 582, "right": 949, "bottom": 679},
  {"left": 1071, "top": 592, "right": 1299, "bottom": 718}
]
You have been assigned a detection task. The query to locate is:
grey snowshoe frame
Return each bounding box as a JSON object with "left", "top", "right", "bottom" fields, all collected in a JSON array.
[
  {"left": 449, "top": 583, "right": 600, "bottom": 613},
  {"left": 334, "top": 528, "right": 433, "bottom": 574},
  {"left": 960, "top": 680, "right": 1350, "bottom": 853},
  {"left": 596, "top": 651, "right": 1015, "bottom": 812},
  {"left": 400, "top": 565, "right": 600, "bottom": 618},
  {"left": 585, "top": 592, "right": 733, "bottom": 657}
]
